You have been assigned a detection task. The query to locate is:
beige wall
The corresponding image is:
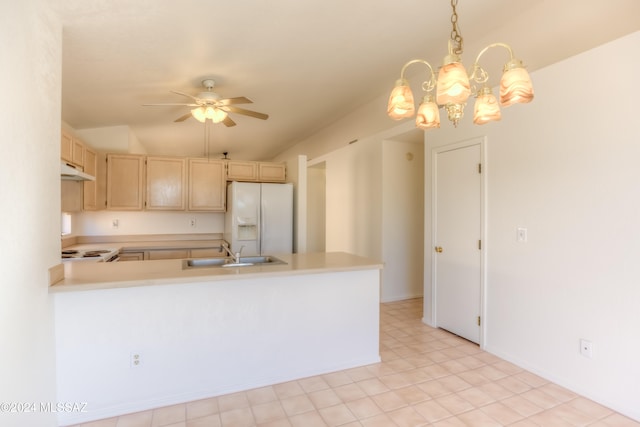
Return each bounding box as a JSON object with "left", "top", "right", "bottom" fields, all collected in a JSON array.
[{"left": 0, "top": 1, "right": 60, "bottom": 425}]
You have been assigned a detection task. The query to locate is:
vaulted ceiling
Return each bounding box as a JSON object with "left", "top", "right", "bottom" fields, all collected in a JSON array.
[{"left": 53, "top": 0, "right": 640, "bottom": 160}]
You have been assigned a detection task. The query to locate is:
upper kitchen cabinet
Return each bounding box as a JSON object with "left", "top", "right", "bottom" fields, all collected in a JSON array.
[
  {"left": 106, "top": 154, "right": 145, "bottom": 210},
  {"left": 226, "top": 160, "right": 286, "bottom": 182},
  {"left": 61, "top": 130, "right": 86, "bottom": 168},
  {"left": 146, "top": 156, "right": 186, "bottom": 210},
  {"left": 82, "top": 146, "right": 101, "bottom": 210},
  {"left": 188, "top": 158, "right": 226, "bottom": 212},
  {"left": 226, "top": 160, "right": 258, "bottom": 182},
  {"left": 258, "top": 162, "right": 286, "bottom": 182}
]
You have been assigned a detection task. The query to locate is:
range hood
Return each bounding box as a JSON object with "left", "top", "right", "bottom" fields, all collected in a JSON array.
[{"left": 61, "top": 162, "right": 95, "bottom": 181}]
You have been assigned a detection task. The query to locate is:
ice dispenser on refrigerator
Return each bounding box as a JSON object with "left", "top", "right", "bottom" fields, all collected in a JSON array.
[{"left": 224, "top": 182, "right": 293, "bottom": 256}]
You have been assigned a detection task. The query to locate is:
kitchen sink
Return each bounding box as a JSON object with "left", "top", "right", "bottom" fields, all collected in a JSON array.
[
  {"left": 236, "top": 256, "right": 285, "bottom": 265},
  {"left": 182, "top": 256, "right": 287, "bottom": 269}
]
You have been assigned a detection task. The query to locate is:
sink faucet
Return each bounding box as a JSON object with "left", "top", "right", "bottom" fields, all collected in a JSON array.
[
  {"left": 233, "top": 245, "right": 245, "bottom": 263},
  {"left": 222, "top": 242, "right": 244, "bottom": 263}
]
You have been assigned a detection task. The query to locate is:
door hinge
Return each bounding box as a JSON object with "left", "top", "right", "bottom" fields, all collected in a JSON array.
[
  {"left": 478, "top": 240, "right": 482, "bottom": 250},
  {"left": 478, "top": 163, "right": 482, "bottom": 173},
  {"left": 477, "top": 316, "right": 481, "bottom": 326}
]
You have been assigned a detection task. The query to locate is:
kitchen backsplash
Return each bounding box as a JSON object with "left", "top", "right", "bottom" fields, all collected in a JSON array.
[{"left": 72, "top": 211, "right": 225, "bottom": 236}]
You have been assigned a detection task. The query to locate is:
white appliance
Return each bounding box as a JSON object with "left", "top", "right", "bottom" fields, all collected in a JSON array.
[
  {"left": 224, "top": 182, "right": 293, "bottom": 256},
  {"left": 61, "top": 248, "right": 119, "bottom": 262},
  {"left": 61, "top": 161, "right": 95, "bottom": 181}
]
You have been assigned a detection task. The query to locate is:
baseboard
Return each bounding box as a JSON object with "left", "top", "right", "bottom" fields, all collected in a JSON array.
[{"left": 484, "top": 345, "right": 640, "bottom": 423}]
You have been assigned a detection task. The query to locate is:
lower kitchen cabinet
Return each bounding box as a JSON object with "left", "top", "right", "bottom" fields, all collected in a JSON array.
[
  {"left": 118, "top": 252, "right": 144, "bottom": 261},
  {"left": 146, "top": 249, "right": 189, "bottom": 260},
  {"left": 189, "top": 248, "right": 224, "bottom": 258},
  {"left": 119, "top": 247, "right": 224, "bottom": 261}
]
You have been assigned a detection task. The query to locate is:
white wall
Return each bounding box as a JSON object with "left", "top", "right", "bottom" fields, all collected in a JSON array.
[
  {"left": 0, "top": 1, "right": 60, "bottom": 426},
  {"left": 76, "top": 211, "right": 224, "bottom": 236},
  {"left": 323, "top": 140, "right": 383, "bottom": 260},
  {"left": 423, "top": 32, "right": 640, "bottom": 420},
  {"left": 306, "top": 127, "right": 424, "bottom": 302},
  {"left": 76, "top": 125, "right": 148, "bottom": 154},
  {"left": 382, "top": 139, "right": 424, "bottom": 301},
  {"left": 307, "top": 163, "right": 327, "bottom": 252},
  {"left": 55, "top": 269, "right": 380, "bottom": 424}
]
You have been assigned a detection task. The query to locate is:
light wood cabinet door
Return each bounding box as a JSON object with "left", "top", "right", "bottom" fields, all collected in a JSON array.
[
  {"left": 107, "top": 154, "right": 145, "bottom": 210},
  {"left": 190, "top": 248, "right": 224, "bottom": 258},
  {"left": 83, "top": 146, "right": 98, "bottom": 210},
  {"left": 146, "top": 157, "right": 186, "bottom": 210},
  {"left": 118, "top": 252, "right": 144, "bottom": 261},
  {"left": 146, "top": 249, "right": 189, "bottom": 260},
  {"left": 226, "top": 160, "right": 258, "bottom": 181},
  {"left": 61, "top": 131, "right": 73, "bottom": 163},
  {"left": 259, "top": 162, "right": 286, "bottom": 182},
  {"left": 61, "top": 181, "right": 82, "bottom": 212},
  {"left": 72, "top": 139, "right": 84, "bottom": 168},
  {"left": 188, "top": 158, "right": 226, "bottom": 211}
]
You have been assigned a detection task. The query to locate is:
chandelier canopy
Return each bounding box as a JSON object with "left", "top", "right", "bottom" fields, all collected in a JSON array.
[{"left": 387, "top": 0, "right": 534, "bottom": 130}]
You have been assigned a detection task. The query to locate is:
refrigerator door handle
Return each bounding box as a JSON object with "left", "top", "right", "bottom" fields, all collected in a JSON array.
[{"left": 259, "top": 201, "right": 265, "bottom": 255}]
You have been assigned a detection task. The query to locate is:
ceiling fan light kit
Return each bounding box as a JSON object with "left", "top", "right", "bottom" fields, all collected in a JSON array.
[
  {"left": 387, "top": 0, "right": 534, "bottom": 130},
  {"left": 143, "top": 78, "right": 268, "bottom": 127},
  {"left": 191, "top": 106, "right": 228, "bottom": 123}
]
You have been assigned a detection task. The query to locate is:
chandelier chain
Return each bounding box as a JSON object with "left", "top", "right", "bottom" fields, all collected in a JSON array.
[{"left": 449, "top": 0, "right": 464, "bottom": 55}]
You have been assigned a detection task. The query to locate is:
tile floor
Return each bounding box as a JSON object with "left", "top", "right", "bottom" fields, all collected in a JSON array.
[{"left": 67, "top": 298, "right": 638, "bottom": 427}]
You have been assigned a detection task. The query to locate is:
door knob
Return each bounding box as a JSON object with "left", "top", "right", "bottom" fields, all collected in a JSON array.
[{"left": 435, "top": 246, "right": 443, "bottom": 253}]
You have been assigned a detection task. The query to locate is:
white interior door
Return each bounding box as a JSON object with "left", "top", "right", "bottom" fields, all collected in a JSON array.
[{"left": 434, "top": 141, "right": 483, "bottom": 344}]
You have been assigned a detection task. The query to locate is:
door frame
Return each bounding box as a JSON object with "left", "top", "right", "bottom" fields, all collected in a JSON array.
[{"left": 431, "top": 136, "right": 487, "bottom": 348}]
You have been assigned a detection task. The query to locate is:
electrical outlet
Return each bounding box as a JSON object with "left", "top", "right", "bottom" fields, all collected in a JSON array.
[
  {"left": 190, "top": 218, "right": 197, "bottom": 228},
  {"left": 516, "top": 227, "right": 527, "bottom": 242},
  {"left": 130, "top": 352, "right": 142, "bottom": 368},
  {"left": 112, "top": 219, "right": 119, "bottom": 229},
  {"left": 580, "top": 339, "right": 593, "bottom": 358}
]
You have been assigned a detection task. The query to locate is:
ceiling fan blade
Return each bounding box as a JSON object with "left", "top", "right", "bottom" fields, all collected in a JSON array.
[
  {"left": 174, "top": 113, "right": 192, "bottom": 122},
  {"left": 223, "top": 116, "right": 236, "bottom": 127},
  {"left": 225, "top": 106, "right": 269, "bottom": 120},
  {"left": 170, "top": 90, "right": 200, "bottom": 102},
  {"left": 142, "top": 103, "right": 198, "bottom": 107},
  {"left": 217, "top": 97, "right": 253, "bottom": 106}
]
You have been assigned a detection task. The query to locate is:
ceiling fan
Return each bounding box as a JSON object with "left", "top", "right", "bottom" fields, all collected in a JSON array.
[{"left": 143, "top": 79, "right": 268, "bottom": 127}]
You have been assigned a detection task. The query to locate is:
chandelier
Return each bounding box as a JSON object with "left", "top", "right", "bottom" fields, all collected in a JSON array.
[{"left": 387, "top": 0, "right": 534, "bottom": 130}]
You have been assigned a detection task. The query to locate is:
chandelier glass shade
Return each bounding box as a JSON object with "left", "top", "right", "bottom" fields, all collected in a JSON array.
[
  {"left": 473, "top": 87, "right": 501, "bottom": 125},
  {"left": 387, "top": 0, "right": 534, "bottom": 130},
  {"left": 436, "top": 59, "right": 471, "bottom": 106},
  {"left": 387, "top": 79, "right": 415, "bottom": 119},
  {"left": 416, "top": 94, "right": 440, "bottom": 130},
  {"left": 191, "top": 106, "right": 228, "bottom": 123}
]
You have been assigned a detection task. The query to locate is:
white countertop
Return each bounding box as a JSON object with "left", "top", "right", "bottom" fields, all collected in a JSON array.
[{"left": 50, "top": 252, "right": 383, "bottom": 293}]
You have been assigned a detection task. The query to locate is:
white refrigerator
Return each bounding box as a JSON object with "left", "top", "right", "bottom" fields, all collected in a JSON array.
[{"left": 224, "top": 182, "right": 293, "bottom": 256}]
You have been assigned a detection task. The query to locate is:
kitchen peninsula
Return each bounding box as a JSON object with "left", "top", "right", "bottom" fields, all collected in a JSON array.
[{"left": 51, "top": 252, "right": 382, "bottom": 425}]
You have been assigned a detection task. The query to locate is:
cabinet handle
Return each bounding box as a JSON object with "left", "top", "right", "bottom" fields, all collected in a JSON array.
[{"left": 435, "top": 246, "right": 443, "bottom": 253}]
